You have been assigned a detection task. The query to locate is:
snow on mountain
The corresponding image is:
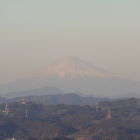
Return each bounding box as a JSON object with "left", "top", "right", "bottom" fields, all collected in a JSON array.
[
  {"left": 0, "top": 56, "right": 140, "bottom": 96},
  {"left": 20, "top": 56, "right": 127, "bottom": 82}
]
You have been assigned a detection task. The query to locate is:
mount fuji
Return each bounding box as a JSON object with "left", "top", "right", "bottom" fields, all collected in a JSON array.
[{"left": 0, "top": 56, "right": 140, "bottom": 96}]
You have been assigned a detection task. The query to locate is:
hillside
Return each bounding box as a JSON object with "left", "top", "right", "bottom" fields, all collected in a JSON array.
[{"left": 0, "top": 98, "right": 140, "bottom": 140}]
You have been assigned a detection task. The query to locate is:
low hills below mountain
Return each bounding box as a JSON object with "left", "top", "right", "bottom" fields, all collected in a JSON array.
[
  {"left": 1, "top": 56, "right": 140, "bottom": 96},
  {"left": 1, "top": 85, "right": 140, "bottom": 103},
  {"left": 0, "top": 98, "right": 140, "bottom": 140},
  {"left": 1, "top": 93, "right": 110, "bottom": 105},
  {"left": 1, "top": 85, "right": 140, "bottom": 107}
]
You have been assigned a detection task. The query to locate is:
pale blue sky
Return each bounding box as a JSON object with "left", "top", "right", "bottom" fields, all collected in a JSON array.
[{"left": 0, "top": 0, "right": 140, "bottom": 84}]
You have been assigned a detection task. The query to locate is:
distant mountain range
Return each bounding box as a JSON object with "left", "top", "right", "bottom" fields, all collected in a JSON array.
[
  {"left": 1, "top": 85, "right": 140, "bottom": 106},
  {"left": 0, "top": 56, "right": 140, "bottom": 96},
  {"left": 108, "top": 92, "right": 140, "bottom": 99},
  {"left": 1, "top": 93, "right": 110, "bottom": 105},
  {"left": 1, "top": 86, "right": 140, "bottom": 106},
  {"left": 2, "top": 86, "right": 64, "bottom": 98}
]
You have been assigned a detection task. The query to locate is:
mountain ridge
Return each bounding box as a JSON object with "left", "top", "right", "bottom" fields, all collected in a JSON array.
[
  {"left": 18, "top": 56, "right": 128, "bottom": 82},
  {"left": 3, "top": 93, "right": 110, "bottom": 105},
  {"left": 0, "top": 56, "right": 140, "bottom": 96},
  {"left": 2, "top": 86, "right": 64, "bottom": 98}
]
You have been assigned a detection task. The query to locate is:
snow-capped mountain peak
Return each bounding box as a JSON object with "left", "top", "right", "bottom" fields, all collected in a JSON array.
[
  {"left": 27, "top": 56, "right": 127, "bottom": 80},
  {"left": 1, "top": 56, "right": 140, "bottom": 96}
]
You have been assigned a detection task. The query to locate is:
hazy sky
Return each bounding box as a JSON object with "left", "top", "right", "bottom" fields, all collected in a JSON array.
[{"left": 0, "top": 0, "right": 140, "bottom": 84}]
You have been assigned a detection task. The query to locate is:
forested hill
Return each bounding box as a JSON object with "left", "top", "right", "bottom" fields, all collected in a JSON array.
[{"left": 0, "top": 98, "right": 140, "bottom": 140}]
